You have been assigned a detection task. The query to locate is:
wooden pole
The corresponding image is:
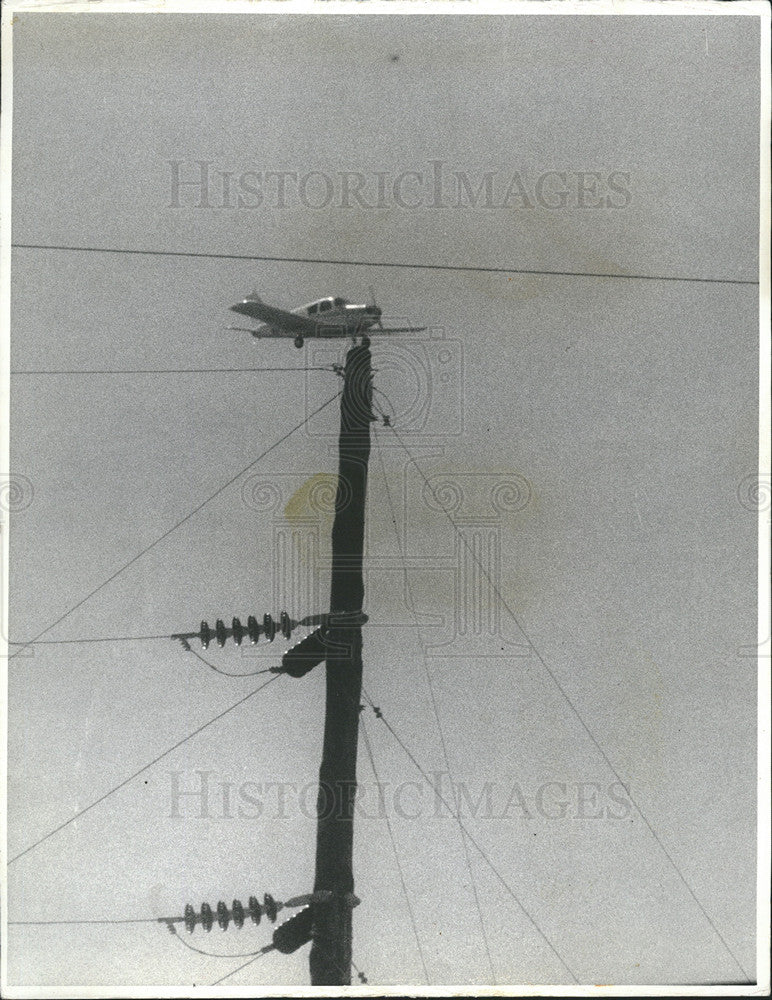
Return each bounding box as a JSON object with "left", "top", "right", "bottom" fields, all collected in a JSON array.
[{"left": 309, "top": 338, "right": 372, "bottom": 985}]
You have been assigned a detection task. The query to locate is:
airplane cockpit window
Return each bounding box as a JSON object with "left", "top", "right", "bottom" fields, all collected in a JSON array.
[
  {"left": 319, "top": 300, "right": 332, "bottom": 312},
  {"left": 333, "top": 297, "right": 346, "bottom": 307},
  {"left": 308, "top": 303, "right": 319, "bottom": 315}
]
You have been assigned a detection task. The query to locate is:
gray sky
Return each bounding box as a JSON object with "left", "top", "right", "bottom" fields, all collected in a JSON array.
[{"left": 6, "top": 8, "right": 762, "bottom": 991}]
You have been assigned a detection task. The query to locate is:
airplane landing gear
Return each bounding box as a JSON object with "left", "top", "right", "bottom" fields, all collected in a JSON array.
[{"left": 294, "top": 335, "right": 304, "bottom": 349}]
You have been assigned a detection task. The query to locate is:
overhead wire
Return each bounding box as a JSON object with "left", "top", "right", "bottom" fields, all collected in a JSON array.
[
  {"left": 359, "top": 715, "right": 431, "bottom": 984},
  {"left": 10, "top": 633, "right": 174, "bottom": 646},
  {"left": 373, "top": 427, "right": 495, "bottom": 983},
  {"left": 8, "top": 917, "right": 165, "bottom": 926},
  {"left": 360, "top": 689, "right": 580, "bottom": 984},
  {"left": 9, "top": 673, "right": 282, "bottom": 865},
  {"left": 10, "top": 892, "right": 310, "bottom": 930},
  {"left": 207, "top": 938, "right": 365, "bottom": 987},
  {"left": 184, "top": 644, "right": 276, "bottom": 678},
  {"left": 10, "top": 913, "right": 276, "bottom": 961},
  {"left": 209, "top": 950, "right": 271, "bottom": 986},
  {"left": 166, "top": 923, "right": 274, "bottom": 960},
  {"left": 10, "top": 366, "right": 338, "bottom": 375},
  {"left": 8, "top": 383, "right": 341, "bottom": 865},
  {"left": 11, "top": 241, "right": 757, "bottom": 286},
  {"left": 379, "top": 414, "right": 753, "bottom": 984},
  {"left": 8, "top": 390, "right": 341, "bottom": 661},
  {"left": 7, "top": 246, "right": 755, "bottom": 983}
]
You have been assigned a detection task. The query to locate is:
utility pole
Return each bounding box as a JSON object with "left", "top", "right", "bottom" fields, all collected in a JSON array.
[
  {"left": 171, "top": 337, "right": 375, "bottom": 982},
  {"left": 309, "top": 337, "right": 373, "bottom": 986}
]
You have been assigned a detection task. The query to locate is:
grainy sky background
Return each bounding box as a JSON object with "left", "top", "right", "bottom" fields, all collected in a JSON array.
[{"left": 6, "top": 8, "right": 762, "bottom": 992}]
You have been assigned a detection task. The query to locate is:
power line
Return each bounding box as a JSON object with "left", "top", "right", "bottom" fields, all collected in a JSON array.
[
  {"left": 208, "top": 936, "right": 361, "bottom": 989},
  {"left": 10, "top": 634, "right": 173, "bottom": 646},
  {"left": 11, "top": 242, "right": 758, "bottom": 286},
  {"left": 383, "top": 420, "right": 753, "bottom": 984},
  {"left": 168, "top": 924, "right": 273, "bottom": 960},
  {"left": 10, "top": 621, "right": 430, "bottom": 647},
  {"left": 7, "top": 391, "right": 341, "bottom": 661},
  {"left": 210, "top": 949, "right": 270, "bottom": 986},
  {"left": 8, "top": 673, "right": 282, "bottom": 865},
  {"left": 12, "top": 613, "right": 323, "bottom": 649},
  {"left": 416, "top": 650, "right": 498, "bottom": 982},
  {"left": 10, "top": 893, "right": 311, "bottom": 930},
  {"left": 8, "top": 917, "right": 162, "bottom": 926},
  {"left": 185, "top": 644, "right": 276, "bottom": 678},
  {"left": 373, "top": 430, "right": 495, "bottom": 983},
  {"left": 360, "top": 689, "right": 580, "bottom": 985},
  {"left": 10, "top": 367, "right": 336, "bottom": 376},
  {"left": 359, "top": 716, "right": 431, "bottom": 985}
]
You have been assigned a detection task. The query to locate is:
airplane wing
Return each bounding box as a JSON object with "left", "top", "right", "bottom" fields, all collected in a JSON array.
[
  {"left": 226, "top": 325, "right": 301, "bottom": 339},
  {"left": 230, "top": 298, "right": 318, "bottom": 336},
  {"left": 373, "top": 327, "right": 427, "bottom": 334}
]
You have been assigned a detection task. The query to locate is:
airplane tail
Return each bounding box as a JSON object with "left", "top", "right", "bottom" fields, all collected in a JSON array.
[{"left": 245, "top": 289, "right": 263, "bottom": 302}]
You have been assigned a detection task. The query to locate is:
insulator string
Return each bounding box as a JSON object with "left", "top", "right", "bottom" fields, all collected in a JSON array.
[{"left": 10, "top": 892, "right": 311, "bottom": 930}]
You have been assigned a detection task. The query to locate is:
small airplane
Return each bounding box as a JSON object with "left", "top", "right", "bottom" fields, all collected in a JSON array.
[{"left": 228, "top": 288, "right": 425, "bottom": 348}]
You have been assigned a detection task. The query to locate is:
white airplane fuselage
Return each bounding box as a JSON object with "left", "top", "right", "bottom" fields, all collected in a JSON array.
[
  {"left": 257, "top": 300, "right": 379, "bottom": 337},
  {"left": 228, "top": 290, "right": 422, "bottom": 346}
]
